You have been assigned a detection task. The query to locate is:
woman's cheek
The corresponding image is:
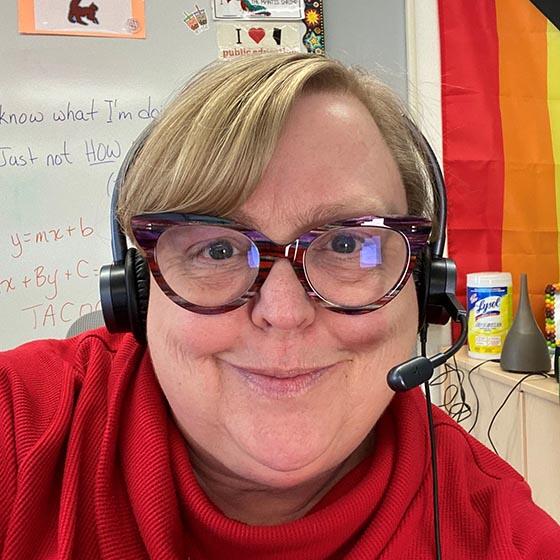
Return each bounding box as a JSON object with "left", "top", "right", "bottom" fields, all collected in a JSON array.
[
  {"left": 327, "top": 281, "right": 418, "bottom": 351},
  {"left": 177, "top": 314, "right": 243, "bottom": 357},
  {"left": 148, "top": 278, "right": 244, "bottom": 359}
]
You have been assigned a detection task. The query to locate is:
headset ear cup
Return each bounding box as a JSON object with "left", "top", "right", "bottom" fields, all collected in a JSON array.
[
  {"left": 414, "top": 247, "right": 431, "bottom": 331},
  {"left": 124, "top": 248, "right": 149, "bottom": 342},
  {"left": 425, "top": 257, "right": 456, "bottom": 325},
  {"left": 99, "top": 261, "right": 128, "bottom": 334}
]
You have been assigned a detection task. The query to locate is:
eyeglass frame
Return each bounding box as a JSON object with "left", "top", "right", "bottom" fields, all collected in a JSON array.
[{"left": 130, "top": 212, "right": 432, "bottom": 315}]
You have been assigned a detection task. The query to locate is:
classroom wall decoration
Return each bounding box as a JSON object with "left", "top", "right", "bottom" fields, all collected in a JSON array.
[
  {"left": 215, "top": 0, "right": 323, "bottom": 58},
  {"left": 302, "top": 1, "right": 323, "bottom": 54},
  {"left": 217, "top": 21, "right": 305, "bottom": 58},
  {"left": 184, "top": 5, "right": 210, "bottom": 34},
  {"left": 438, "top": 0, "right": 560, "bottom": 331},
  {"left": 19, "top": 0, "right": 146, "bottom": 38},
  {"left": 213, "top": 0, "right": 304, "bottom": 20}
]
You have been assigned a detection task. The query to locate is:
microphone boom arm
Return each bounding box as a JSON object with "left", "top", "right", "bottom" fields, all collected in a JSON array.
[{"left": 387, "top": 294, "right": 467, "bottom": 392}]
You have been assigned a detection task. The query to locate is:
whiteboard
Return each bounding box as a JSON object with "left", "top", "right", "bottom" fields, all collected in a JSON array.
[
  {"left": 0, "top": 1, "right": 407, "bottom": 350},
  {"left": 0, "top": 0, "right": 223, "bottom": 350}
]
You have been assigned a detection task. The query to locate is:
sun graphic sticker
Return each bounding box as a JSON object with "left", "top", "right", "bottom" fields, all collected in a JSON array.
[
  {"left": 18, "top": 0, "right": 146, "bottom": 38},
  {"left": 305, "top": 8, "right": 319, "bottom": 26},
  {"left": 213, "top": 0, "right": 305, "bottom": 20}
]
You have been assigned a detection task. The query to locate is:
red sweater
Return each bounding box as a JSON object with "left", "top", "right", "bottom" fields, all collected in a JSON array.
[{"left": 0, "top": 329, "right": 559, "bottom": 560}]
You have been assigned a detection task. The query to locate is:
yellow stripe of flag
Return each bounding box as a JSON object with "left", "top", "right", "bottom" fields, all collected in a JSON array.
[{"left": 548, "top": 20, "right": 560, "bottom": 268}]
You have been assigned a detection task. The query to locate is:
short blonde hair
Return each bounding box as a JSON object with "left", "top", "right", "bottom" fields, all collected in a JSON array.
[{"left": 118, "top": 53, "right": 433, "bottom": 239}]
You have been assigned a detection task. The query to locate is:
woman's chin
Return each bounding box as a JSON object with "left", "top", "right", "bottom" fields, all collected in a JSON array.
[{"left": 234, "top": 437, "right": 339, "bottom": 489}]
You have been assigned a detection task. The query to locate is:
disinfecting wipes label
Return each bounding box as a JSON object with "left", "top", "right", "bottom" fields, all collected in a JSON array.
[{"left": 467, "top": 286, "right": 513, "bottom": 358}]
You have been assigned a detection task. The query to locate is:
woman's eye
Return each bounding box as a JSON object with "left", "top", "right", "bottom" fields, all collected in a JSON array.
[
  {"left": 205, "top": 240, "right": 235, "bottom": 260},
  {"left": 330, "top": 233, "right": 358, "bottom": 254}
]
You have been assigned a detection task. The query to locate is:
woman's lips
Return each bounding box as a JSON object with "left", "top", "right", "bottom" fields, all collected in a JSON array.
[{"left": 226, "top": 364, "right": 336, "bottom": 398}]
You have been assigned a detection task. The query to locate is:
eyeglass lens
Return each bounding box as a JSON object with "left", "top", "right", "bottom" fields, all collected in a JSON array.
[{"left": 156, "top": 225, "right": 408, "bottom": 308}]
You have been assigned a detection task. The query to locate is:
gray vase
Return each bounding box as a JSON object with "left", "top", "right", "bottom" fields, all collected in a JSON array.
[
  {"left": 500, "top": 272, "right": 550, "bottom": 373},
  {"left": 500, "top": 273, "right": 551, "bottom": 373}
]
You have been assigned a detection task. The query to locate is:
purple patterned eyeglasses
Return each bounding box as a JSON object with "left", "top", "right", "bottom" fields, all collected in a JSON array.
[{"left": 131, "top": 213, "right": 432, "bottom": 315}]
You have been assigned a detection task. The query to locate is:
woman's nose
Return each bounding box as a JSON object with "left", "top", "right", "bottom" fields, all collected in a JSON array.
[{"left": 250, "top": 259, "right": 316, "bottom": 331}]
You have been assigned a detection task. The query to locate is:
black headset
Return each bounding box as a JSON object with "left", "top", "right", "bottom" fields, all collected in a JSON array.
[
  {"left": 99, "top": 120, "right": 467, "bottom": 388},
  {"left": 99, "top": 126, "right": 153, "bottom": 343}
]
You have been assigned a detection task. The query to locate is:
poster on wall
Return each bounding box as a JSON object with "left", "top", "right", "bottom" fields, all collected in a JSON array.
[
  {"left": 213, "top": 0, "right": 305, "bottom": 20},
  {"left": 217, "top": 21, "right": 305, "bottom": 58},
  {"left": 18, "top": 0, "right": 146, "bottom": 38},
  {"left": 216, "top": 0, "right": 324, "bottom": 58}
]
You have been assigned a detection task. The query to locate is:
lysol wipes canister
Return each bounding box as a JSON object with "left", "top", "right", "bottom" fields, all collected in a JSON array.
[{"left": 467, "top": 272, "right": 513, "bottom": 359}]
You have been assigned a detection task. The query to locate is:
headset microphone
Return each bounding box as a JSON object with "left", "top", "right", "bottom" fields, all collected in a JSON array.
[{"left": 387, "top": 290, "right": 467, "bottom": 391}]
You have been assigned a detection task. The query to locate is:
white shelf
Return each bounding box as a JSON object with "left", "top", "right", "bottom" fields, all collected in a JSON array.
[{"left": 444, "top": 347, "right": 560, "bottom": 523}]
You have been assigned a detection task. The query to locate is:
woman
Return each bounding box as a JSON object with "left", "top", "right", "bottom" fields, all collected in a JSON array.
[{"left": 1, "top": 53, "right": 559, "bottom": 559}]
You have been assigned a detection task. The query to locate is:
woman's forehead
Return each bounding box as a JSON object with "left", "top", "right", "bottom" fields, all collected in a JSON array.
[{"left": 232, "top": 92, "right": 407, "bottom": 234}]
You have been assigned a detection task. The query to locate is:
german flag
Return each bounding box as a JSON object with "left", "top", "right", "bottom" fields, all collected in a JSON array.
[{"left": 438, "top": 0, "right": 560, "bottom": 328}]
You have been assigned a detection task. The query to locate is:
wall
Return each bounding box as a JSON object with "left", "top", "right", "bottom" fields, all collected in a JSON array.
[{"left": 324, "top": 0, "right": 407, "bottom": 100}]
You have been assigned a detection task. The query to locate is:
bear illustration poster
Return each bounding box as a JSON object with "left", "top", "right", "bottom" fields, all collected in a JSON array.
[{"left": 19, "top": 0, "right": 146, "bottom": 38}]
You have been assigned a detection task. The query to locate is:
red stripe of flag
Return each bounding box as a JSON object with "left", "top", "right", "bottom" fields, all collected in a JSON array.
[{"left": 438, "top": 0, "right": 505, "bottom": 313}]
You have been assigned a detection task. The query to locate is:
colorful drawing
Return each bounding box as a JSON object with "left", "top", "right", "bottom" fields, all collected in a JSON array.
[
  {"left": 194, "top": 4, "right": 208, "bottom": 25},
  {"left": 67, "top": 1, "right": 99, "bottom": 26},
  {"left": 213, "top": 0, "right": 304, "bottom": 20},
  {"left": 184, "top": 4, "right": 209, "bottom": 33},
  {"left": 184, "top": 11, "right": 200, "bottom": 31},
  {"left": 18, "top": 0, "right": 145, "bottom": 39},
  {"left": 240, "top": 0, "right": 270, "bottom": 16}
]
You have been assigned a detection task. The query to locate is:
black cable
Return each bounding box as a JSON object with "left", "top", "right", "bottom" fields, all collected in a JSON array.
[
  {"left": 424, "top": 382, "right": 442, "bottom": 560},
  {"left": 451, "top": 355, "right": 470, "bottom": 423},
  {"left": 466, "top": 360, "right": 496, "bottom": 434},
  {"left": 430, "top": 356, "right": 472, "bottom": 425},
  {"left": 429, "top": 362, "right": 451, "bottom": 388},
  {"left": 421, "top": 325, "right": 442, "bottom": 560},
  {"left": 486, "top": 372, "right": 548, "bottom": 455}
]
